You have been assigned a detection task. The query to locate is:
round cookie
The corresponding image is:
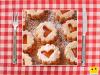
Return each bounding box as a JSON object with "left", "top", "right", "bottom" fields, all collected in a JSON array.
[
  {"left": 37, "top": 44, "right": 60, "bottom": 65},
  {"left": 34, "top": 22, "right": 58, "bottom": 44},
  {"left": 62, "top": 20, "right": 77, "bottom": 41}
]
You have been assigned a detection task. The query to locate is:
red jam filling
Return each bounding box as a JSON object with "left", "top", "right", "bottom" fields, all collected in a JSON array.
[
  {"left": 43, "top": 26, "right": 52, "bottom": 37},
  {"left": 41, "top": 49, "right": 54, "bottom": 58},
  {"left": 23, "top": 34, "right": 27, "bottom": 44}
]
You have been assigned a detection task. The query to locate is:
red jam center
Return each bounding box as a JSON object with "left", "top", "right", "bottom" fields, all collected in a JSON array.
[
  {"left": 68, "top": 23, "right": 77, "bottom": 32},
  {"left": 23, "top": 34, "right": 27, "bottom": 44},
  {"left": 41, "top": 49, "right": 54, "bottom": 58},
  {"left": 43, "top": 26, "right": 52, "bottom": 37}
]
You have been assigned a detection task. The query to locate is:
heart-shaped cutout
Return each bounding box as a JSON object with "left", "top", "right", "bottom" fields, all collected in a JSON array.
[
  {"left": 23, "top": 34, "right": 27, "bottom": 44},
  {"left": 68, "top": 23, "right": 72, "bottom": 31},
  {"left": 41, "top": 49, "right": 54, "bottom": 58},
  {"left": 43, "top": 26, "right": 52, "bottom": 37},
  {"left": 68, "top": 23, "right": 77, "bottom": 32}
]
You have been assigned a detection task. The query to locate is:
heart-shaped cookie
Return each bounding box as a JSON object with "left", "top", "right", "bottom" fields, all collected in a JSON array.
[{"left": 41, "top": 49, "right": 54, "bottom": 58}]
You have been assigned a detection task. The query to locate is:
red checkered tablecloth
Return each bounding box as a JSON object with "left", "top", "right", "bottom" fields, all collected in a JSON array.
[{"left": 0, "top": 0, "right": 100, "bottom": 75}]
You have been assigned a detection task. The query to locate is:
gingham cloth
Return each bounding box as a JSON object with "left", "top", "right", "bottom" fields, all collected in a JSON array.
[{"left": 0, "top": 0, "right": 100, "bottom": 75}]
